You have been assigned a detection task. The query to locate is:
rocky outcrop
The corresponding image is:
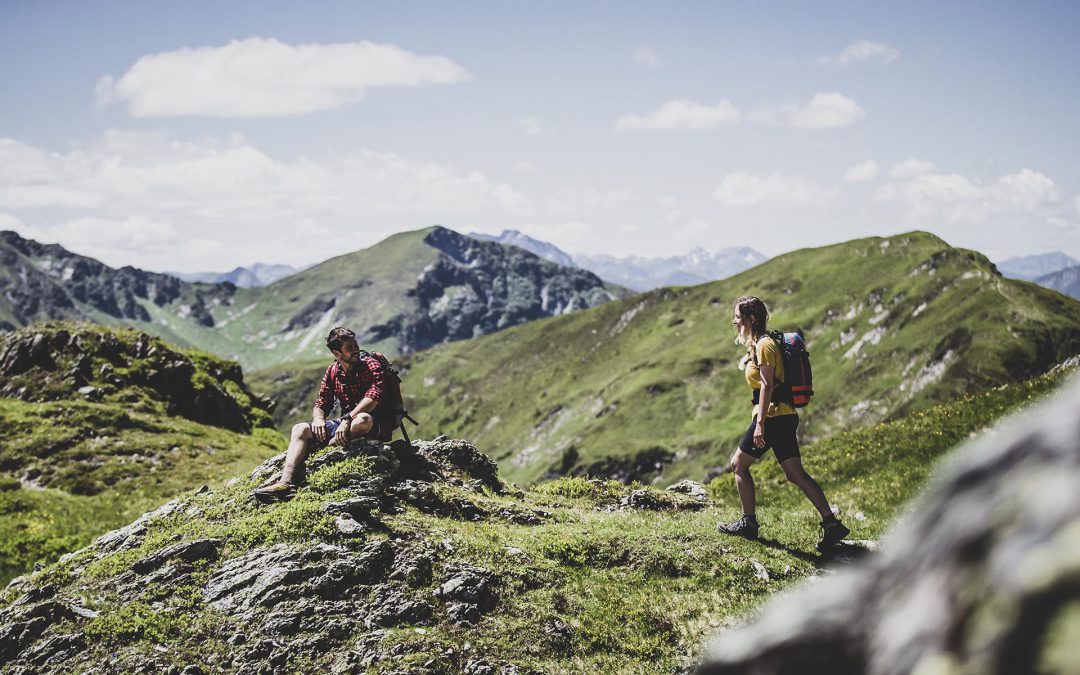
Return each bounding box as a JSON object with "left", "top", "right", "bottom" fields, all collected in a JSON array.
[
  {"left": 0, "top": 323, "right": 272, "bottom": 433},
  {"left": 697, "top": 373, "right": 1080, "bottom": 675},
  {"left": 365, "top": 227, "right": 621, "bottom": 353},
  {"left": 0, "top": 437, "right": 524, "bottom": 673}
]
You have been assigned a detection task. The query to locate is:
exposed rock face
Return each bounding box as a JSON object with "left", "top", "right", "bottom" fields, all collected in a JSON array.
[
  {"left": 0, "top": 230, "right": 231, "bottom": 329},
  {"left": 697, "top": 374, "right": 1080, "bottom": 675},
  {"left": 366, "top": 227, "right": 620, "bottom": 352}
]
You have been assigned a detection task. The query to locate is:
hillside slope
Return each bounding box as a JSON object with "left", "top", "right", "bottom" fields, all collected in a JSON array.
[
  {"left": 1, "top": 366, "right": 1072, "bottom": 673},
  {"left": 0, "top": 323, "right": 281, "bottom": 584},
  {"left": 250, "top": 231, "right": 1080, "bottom": 486}
]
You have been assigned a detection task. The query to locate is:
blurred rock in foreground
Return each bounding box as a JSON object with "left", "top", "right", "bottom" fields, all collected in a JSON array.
[{"left": 697, "top": 374, "right": 1080, "bottom": 675}]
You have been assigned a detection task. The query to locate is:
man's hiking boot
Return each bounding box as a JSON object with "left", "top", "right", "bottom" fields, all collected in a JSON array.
[
  {"left": 716, "top": 515, "right": 759, "bottom": 540},
  {"left": 816, "top": 519, "right": 850, "bottom": 553},
  {"left": 253, "top": 481, "right": 295, "bottom": 504}
]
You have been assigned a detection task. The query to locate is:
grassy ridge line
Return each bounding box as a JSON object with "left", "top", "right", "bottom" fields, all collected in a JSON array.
[{"left": 4, "top": 367, "right": 1070, "bottom": 672}]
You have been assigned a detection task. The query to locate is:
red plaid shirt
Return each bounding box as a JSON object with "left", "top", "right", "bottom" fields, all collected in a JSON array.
[{"left": 314, "top": 356, "right": 386, "bottom": 418}]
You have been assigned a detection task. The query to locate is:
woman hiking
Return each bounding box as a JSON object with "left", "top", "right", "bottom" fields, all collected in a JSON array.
[{"left": 716, "top": 295, "right": 850, "bottom": 553}]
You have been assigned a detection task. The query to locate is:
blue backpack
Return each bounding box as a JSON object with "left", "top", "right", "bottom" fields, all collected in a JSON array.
[{"left": 751, "top": 330, "right": 814, "bottom": 408}]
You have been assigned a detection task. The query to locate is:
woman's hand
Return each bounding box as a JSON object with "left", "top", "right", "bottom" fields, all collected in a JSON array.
[{"left": 753, "top": 420, "right": 766, "bottom": 448}]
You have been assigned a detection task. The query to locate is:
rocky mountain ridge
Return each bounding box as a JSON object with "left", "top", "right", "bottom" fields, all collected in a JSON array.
[
  {"left": 0, "top": 227, "right": 625, "bottom": 369},
  {"left": 0, "top": 231, "right": 228, "bottom": 331},
  {"left": 1035, "top": 263, "right": 1080, "bottom": 300}
]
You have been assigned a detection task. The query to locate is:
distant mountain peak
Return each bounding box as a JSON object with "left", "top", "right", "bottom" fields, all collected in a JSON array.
[
  {"left": 169, "top": 262, "right": 297, "bottom": 288},
  {"left": 468, "top": 229, "right": 578, "bottom": 269},
  {"left": 997, "top": 251, "right": 1079, "bottom": 281}
]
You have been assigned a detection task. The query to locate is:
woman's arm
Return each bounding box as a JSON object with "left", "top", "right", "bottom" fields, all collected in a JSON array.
[{"left": 754, "top": 362, "right": 776, "bottom": 448}]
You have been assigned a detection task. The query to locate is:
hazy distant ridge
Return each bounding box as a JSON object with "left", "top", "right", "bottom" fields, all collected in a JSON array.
[
  {"left": 997, "top": 251, "right": 1079, "bottom": 280},
  {"left": 170, "top": 263, "right": 298, "bottom": 288},
  {"left": 470, "top": 229, "right": 767, "bottom": 291}
]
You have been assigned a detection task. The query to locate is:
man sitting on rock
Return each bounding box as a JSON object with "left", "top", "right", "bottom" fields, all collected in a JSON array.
[{"left": 255, "top": 326, "right": 392, "bottom": 501}]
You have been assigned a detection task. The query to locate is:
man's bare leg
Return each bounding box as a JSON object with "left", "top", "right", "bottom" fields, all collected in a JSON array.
[{"left": 281, "top": 422, "right": 315, "bottom": 484}]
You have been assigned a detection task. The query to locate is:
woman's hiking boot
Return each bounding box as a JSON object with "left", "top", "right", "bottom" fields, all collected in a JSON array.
[
  {"left": 716, "top": 514, "right": 759, "bottom": 540},
  {"left": 816, "top": 519, "right": 850, "bottom": 552},
  {"left": 253, "top": 481, "right": 295, "bottom": 504}
]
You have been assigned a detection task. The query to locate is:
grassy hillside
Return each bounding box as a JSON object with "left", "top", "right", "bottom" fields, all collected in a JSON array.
[
  {"left": 2, "top": 366, "right": 1072, "bottom": 673},
  {"left": 0, "top": 323, "right": 282, "bottom": 585},
  {"left": 252, "top": 232, "right": 1080, "bottom": 486}
]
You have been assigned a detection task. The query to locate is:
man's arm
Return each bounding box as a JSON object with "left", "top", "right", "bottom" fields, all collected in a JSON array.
[{"left": 312, "top": 366, "right": 335, "bottom": 442}]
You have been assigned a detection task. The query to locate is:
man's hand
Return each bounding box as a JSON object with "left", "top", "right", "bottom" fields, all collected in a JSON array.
[
  {"left": 332, "top": 418, "right": 351, "bottom": 446},
  {"left": 312, "top": 418, "right": 328, "bottom": 443},
  {"left": 753, "top": 420, "right": 766, "bottom": 448}
]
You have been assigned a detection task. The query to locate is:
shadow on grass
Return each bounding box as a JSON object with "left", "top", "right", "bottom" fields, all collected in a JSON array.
[{"left": 756, "top": 537, "right": 875, "bottom": 569}]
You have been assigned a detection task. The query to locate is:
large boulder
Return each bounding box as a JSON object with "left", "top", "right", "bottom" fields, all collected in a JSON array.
[{"left": 697, "top": 374, "right": 1080, "bottom": 675}]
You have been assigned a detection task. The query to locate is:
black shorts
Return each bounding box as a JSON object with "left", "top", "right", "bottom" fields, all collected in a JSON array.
[{"left": 738, "top": 414, "right": 801, "bottom": 463}]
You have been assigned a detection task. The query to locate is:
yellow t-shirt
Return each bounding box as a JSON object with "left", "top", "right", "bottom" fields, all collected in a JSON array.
[{"left": 744, "top": 335, "right": 797, "bottom": 419}]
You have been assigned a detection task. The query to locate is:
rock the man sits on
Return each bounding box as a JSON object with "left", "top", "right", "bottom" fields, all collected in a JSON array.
[{"left": 259, "top": 327, "right": 393, "bottom": 496}]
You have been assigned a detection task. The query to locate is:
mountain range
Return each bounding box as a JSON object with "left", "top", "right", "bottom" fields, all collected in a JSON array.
[
  {"left": 996, "top": 251, "right": 1079, "bottom": 280},
  {"left": 470, "top": 229, "right": 767, "bottom": 291},
  {"left": 1035, "top": 264, "right": 1080, "bottom": 300},
  {"left": 169, "top": 263, "right": 299, "bottom": 288},
  {"left": 0, "top": 227, "right": 627, "bottom": 370}
]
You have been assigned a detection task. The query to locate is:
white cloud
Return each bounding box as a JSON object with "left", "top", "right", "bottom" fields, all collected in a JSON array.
[
  {"left": 96, "top": 37, "right": 470, "bottom": 118},
  {"left": 890, "top": 158, "right": 938, "bottom": 180},
  {"left": 0, "top": 132, "right": 531, "bottom": 271},
  {"left": 517, "top": 117, "right": 555, "bottom": 136},
  {"left": 1075, "top": 194, "right": 1080, "bottom": 216},
  {"left": 749, "top": 92, "right": 865, "bottom": 129},
  {"left": 713, "top": 171, "right": 833, "bottom": 207},
  {"left": 844, "top": 160, "right": 880, "bottom": 182},
  {"left": 614, "top": 99, "right": 741, "bottom": 132},
  {"left": 875, "top": 168, "right": 1060, "bottom": 224},
  {"left": 818, "top": 40, "right": 901, "bottom": 66},
  {"left": 511, "top": 160, "right": 536, "bottom": 173},
  {"left": 632, "top": 47, "right": 664, "bottom": 69}
]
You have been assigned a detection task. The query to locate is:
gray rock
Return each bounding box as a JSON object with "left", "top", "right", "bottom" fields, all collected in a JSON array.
[
  {"left": 321, "top": 496, "right": 380, "bottom": 521},
  {"left": 666, "top": 479, "right": 710, "bottom": 502},
  {"left": 334, "top": 514, "right": 366, "bottom": 537},
  {"left": 697, "top": 373, "right": 1080, "bottom": 675},
  {"left": 131, "top": 538, "right": 221, "bottom": 574},
  {"left": 435, "top": 564, "right": 498, "bottom": 625},
  {"left": 619, "top": 489, "right": 666, "bottom": 510},
  {"left": 0, "top": 601, "right": 73, "bottom": 662},
  {"left": 366, "top": 588, "right": 434, "bottom": 628}
]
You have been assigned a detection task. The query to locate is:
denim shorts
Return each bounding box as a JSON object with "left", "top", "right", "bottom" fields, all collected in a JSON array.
[
  {"left": 313, "top": 418, "right": 344, "bottom": 448},
  {"left": 313, "top": 416, "right": 394, "bottom": 446}
]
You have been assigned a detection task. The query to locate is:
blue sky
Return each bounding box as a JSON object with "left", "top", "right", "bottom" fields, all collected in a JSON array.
[{"left": 2, "top": 1, "right": 1078, "bottom": 272}]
